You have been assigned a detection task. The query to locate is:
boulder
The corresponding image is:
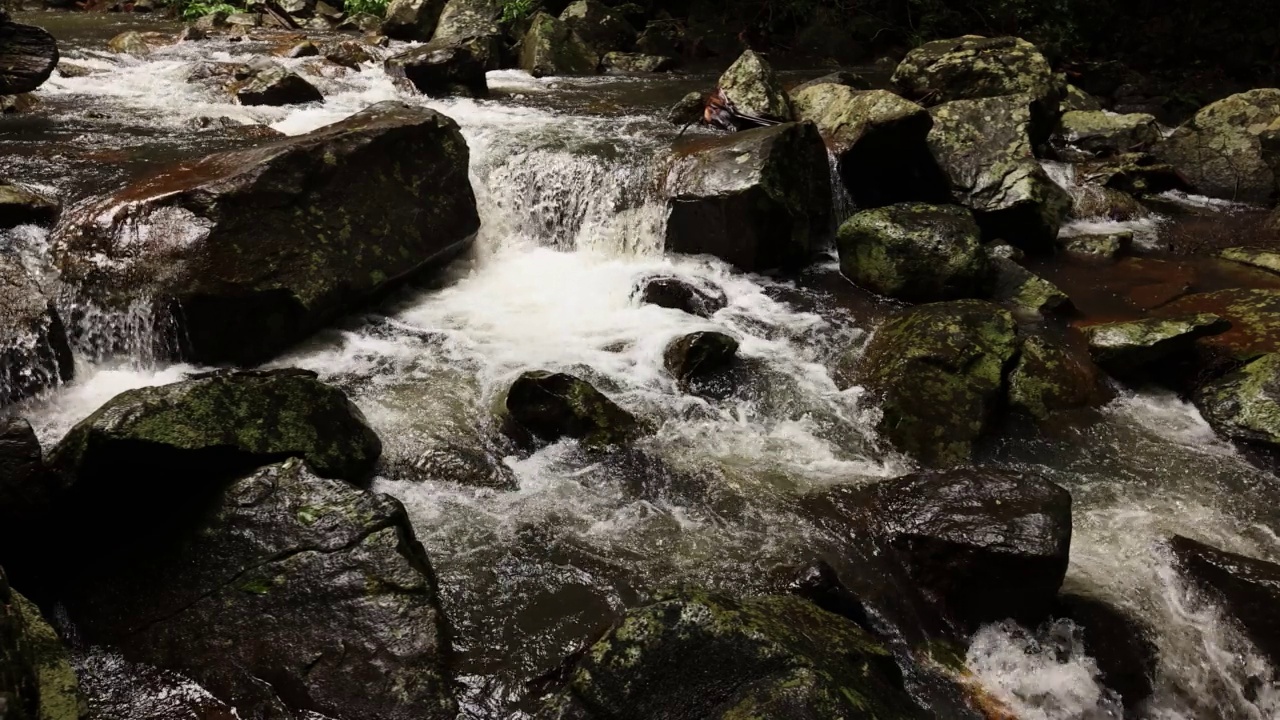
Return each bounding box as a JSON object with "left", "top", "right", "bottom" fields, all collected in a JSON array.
[
  {"left": 1062, "top": 231, "right": 1133, "bottom": 260},
  {"left": 234, "top": 61, "right": 323, "bottom": 105},
  {"left": 812, "top": 468, "right": 1072, "bottom": 632},
  {"left": 633, "top": 275, "right": 726, "bottom": 318},
  {"left": 500, "top": 370, "right": 641, "bottom": 449},
  {"left": 1079, "top": 314, "right": 1230, "bottom": 378},
  {"left": 665, "top": 91, "right": 702, "bottom": 126},
  {"left": 1193, "top": 352, "right": 1280, "bottom": 452},
  {"left": 891, "top": 35, "right": 1065, "bottom": 143},
  {"left": 430, "top": 0, "right": 503, "bottom": 69},
  {"left": 536, "top": 590, "right": 926, "bottom": 719},
  {"left": 381, "top": 0, "right": 444, "bottom": 41},
  {"left": 0, "top": 12, "right": 58, "bottom": 94},
  {"left": 53, "top": 101, "right": 479, "bottom": 365},
  {"left": 0, "top": 180, "right": 58, "bottom": 228},
  {"left": 663, "top": 122, "right": 831, "bottom": 272},
  {"left": 1153, "top": 89, "right": 1280, "bottom": 204},
  {"left": 791, "top": 84, "right": 945, "bottom": 207},
  {"left": 282, "top": 40, "right": 319, "bottom": 58},
  {"left": 64, "top": 458, "right": 456, "bottom": 720},
  {"left": 1169, "top": 535, "right": 1280, "bottom": 666},
  {"left": 1086, "top": 153, "right": 1188, "bottom": 196},
  {"left": 791, "top": 70, "right": 871, "bottom": 95},
  {"left": 107, "top": 30, "right": 150, "bottom": 56},
  {"left": 519, "top": 11, "right": 597, "bottom": 78},
  {"left": 1220, "top": 246, "right": 1280, "bottom": 275},
  {"left": 990, "top": 256, "right": 1071, "bottom": 315},
  {"left": 857, "top": 300, "right": 1019, "bottom": 466},
  {"left": 1062, "top": 84, "right": 1103, "bottom": 112},
  {"left": 1070, "top": 186, "right": 1148, "bottom": 222},
  {"left": 663, "top": 330, "right": 738, "bottom": 397},
  {"left": 1008, "top": 335, "right": 1109, "bottom": 419},
  {"left": 717, "top": 49, "right": 791, "bottom": 121},
  {"left": 0, "top": 570, "right": 84, "bottom": 720},
  {"left": 50, "top": 369, "right": 382, "bottom": 485},
  {"left": 559, "top": 0, "right": 635, "bottom": 56},
  {"left": 836, "top": 202, "right": 991, "bottom": 302},
  {"left": 1053, "top": 594, "right": 1158, "bottom": 713},
  {"left": 324, "top": 39, "right": 375, "bottom": 69},
  {"left": 0, "top": 256, "right": 73, "bottom": 406},
  {"left": 928, "top": 95, "right": 1071, "bottom": 252},
  {"left": 385, "top": 40, "right": 488, "bottom": 97},
  {"left": 600, "top": 51, "right": 672, "bottom": 73},
  {"left": 1057, "top": 110, "right": 1162, "bottom": 157}
]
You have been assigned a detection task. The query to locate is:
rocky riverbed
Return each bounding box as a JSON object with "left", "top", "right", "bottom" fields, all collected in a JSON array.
[{"left": 2, "top": 5, "right": 1280, "bottom": 720}]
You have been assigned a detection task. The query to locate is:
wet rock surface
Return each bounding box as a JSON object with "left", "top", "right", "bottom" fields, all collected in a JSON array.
[
  {"left": 233, "top": 60, "right": 323, "bottom": 105},
  {"left": 0, "top": 11, "right": 59, "bottom": 94},
  {"left": 1154, "top": 89, "right": 1280, "bottom": 204},
  {"left": 1170, "top": 535, "right": 1280, "bottom": 667},
  {"left": 501, "top": 370, "right": 641, "bottom": 449},
  {"left": 716, "top": 49, "right": 791, "bottom": 121},
  {"left": 0, "top": 255, "right": 73, "bottom": 406},
  {"left": 1080, "top": 313, "right": 1231, "bottom": 378},
  {"left": 633, "top": 275, "right": 727, "bottom": 318},
  {"left": 385, "top": 39, "right": 488, "bottom": 97},
  {"left": 1008, "top": 335, "right": 1109, "bottom": 419},
  {"left": 663, "top": 330, "right": 738, "bottom": 397},
  {"left": 1194, "top": 352, "right": 1280, "bottom": 453}
]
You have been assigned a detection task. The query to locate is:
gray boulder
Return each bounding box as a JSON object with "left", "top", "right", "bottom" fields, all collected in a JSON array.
[
  {"left": 234, "top": 61, "right": 323, "bottom": 106},
  {"left": 0, "top": 12, "right": 59, "bottom": 94},
  {"left": 519, "top": 11, "right": 597, "bottom": 77},
  {"left": 717, "top": 49, "right": 791, "bottom": 121},
  {"left": 559, "top": 0, "right": 635, "bottom": 56},
  {"left": 385, "top": 39, "right": 488, "bottom": 97},
  {"left": 1057, "top": 110, "right": 1162, "bottom": 157},
  {"left": 1153, "top": 89, "right": 1280, "bottom": 204},
  {"left": 381, "top": 0, "right": 445, "bottom": 40}
]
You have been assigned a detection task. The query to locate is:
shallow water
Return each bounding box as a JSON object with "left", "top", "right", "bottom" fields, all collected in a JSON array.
[{"left": 5, "top": 13, "right": 1280, "bottom": 719}]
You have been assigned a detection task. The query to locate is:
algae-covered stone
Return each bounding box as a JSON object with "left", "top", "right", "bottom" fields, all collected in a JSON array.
[
  {"left": 1153, "top": 89, "right": 1280, "bottom": 204},
  {"left": 717, "top": 49, "right": 791, "bottom": 121},
  {"left": 1057, "top": 110, "right": 1161, "bottom": 157},
  {"left": 501, "top": 370, "right": 641, "bottom": 448},
  {"left": 664, "top": 122, "right": 831, "bottom": 272},
  {"left": 1062, "top": 231, "right": 1133, "bottom": 260},
  {"left": 538, "top": 590, "right": 927, "bottom": 719},
  {"left": 858, "top": 300, "right": 1019, "bottom": 466},
  {"left": 0, "top": 574, "right": 85, "bottom": 720},
  {"left": 1220, "top": 246, "right": 1280, "bottom": 276},
  {"left": 891, "top": 35, "right": 1065, "bottom": 143},
  {"left": 559, "top": 0, "right": 635, "bottom": 57},
  {"left": 107, "top": 30, "right": 150, "bottom": 56},
  {"left": 1080, "top": 314, "right": 1230, "bottom": 377},
  {"left": 0, "top": 180, "right": 58, "bottom": 229},
  {"left": 385, "top": 39, "right": 488, "bottom": 97},
  {"left": 519, "top": 12, "right": 597, "bottom": 78},
  {"left": 1062, "top": 84, "right": 1102, "bottom": 113},
  {"left": 836, "top": 202, "right": 991, "bottom": 302},
  {"left": 1193, "top": 352, "right": 1280, "bottom": 451},
  {"left": 600, "top": 51, "right": 672, "bottom": 73},
  {"left": 50, "top": 368, "right": 382, "bottom": 484},
  {"left": 990, "top": 256, "right": 1070, "bottom": 315},
  {"left": 380, "top": 0, "right": 444, "bottom": 41},
  {"left": 791, "top": 84, "right": 943, "bottom": 207},
  {"left": 928, "top": 95, "right": 1071, "bottom": 252},
  {"left": 663, "top": 330, "right": 738, "bottom": 397},
  {"left": 53, "top": 101, "right": 479, "bottom": 366},
  {"left": 64, "top": 458, "right": 456, "bottom": 720},
  {"left": 1009, "top": 335, "right": 1109, "bottom": 419}
]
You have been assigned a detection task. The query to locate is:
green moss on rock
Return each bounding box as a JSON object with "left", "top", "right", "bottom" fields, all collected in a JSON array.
[
  {"left": 501, "top": 370, "right": 642, "bottom": 449},
  {"left": 1057, "top": 110, "right": 1161, "bottom": 157},
  {"left": 0, "top": 577, "right": 85, "bottom": 720},
  {"left": 1009, "top": 335, "right": 1109, "bottom": 419},
  {"left": 718, "top": 50, "right": 792, "bottom": 121},
  {"left": 519, "top": 12, "right": 598, "bottom": 78},
  {"left": 1153, "top": 89, "right": 1280, "bottom": 204},
  {"left": 1194, "top": 352, "right": 1280, "bottom": 450},
  {"left": 1079, "top": 314, "right": 1230, "bottom": 377}
]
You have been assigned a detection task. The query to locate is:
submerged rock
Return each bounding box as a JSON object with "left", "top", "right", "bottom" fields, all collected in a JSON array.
[
  {"left": 501, "top": 370, "right": 641, "bottom": 449},
  {"left": 519, "top": 12, "right": 597, "bottom": 78},
  {"left": 857, "top": 300, "right": 1019, "bottom": 466},
  {"left": 385, "top": 39, "right": 488, "bottom": 97},
  {"left": 717, "top": 49, "right": 791, "bottom": 121},
  {"left": 791, "top": 84, "right": 944, "bottom": 207},
  {"left": 891, "top": 35, "right": 1065, "bottom": 143},
  {"left": 107, "top": 30, "right": 150, "bottom": 56},
  {"left": 0, "top": 179, "right": 58, "bottom": 228},
  {"left": 836, "top": 202, "right": 991, "bottom": 302},
  {"left": 928, "top": 95, "right": 1071, "bottom": 252},
  {"left": 0, "top": 12, "right": 59, "bottom": 95},
  {"left": 600, "top": 51, "right": 672, "bottom": 73},
  {"left": 234, "top": 61, "right": 323, "bottom": 105},
  {"left": 1153, "top": 89, "right": 1280, "bottom": 204},
  {"left": 633, "top": 275, "right": 727, "bottom": 318},
  {"left": 65, "top": 457, "right": 456, "bottom": 720},
  {"left": 536, "top": 590, "right": 926, "bottom": 719},
  {"left": 1057, "top": 110, "right": 1161, "bottom": 157},
  {"left": 381, "top": 0, "right": 445, "bottom": 41},
  {"left": 663, "top": 330, "right": 738, "bottom": 397},
  {"left": 1170, "top": 535, "right": 1280, "bottom": 667},
  {"left": 1053, "top": 594, "right": 1158, "bottom": 713},
  {"left": 1008, "top": 334, "right": 1109, "bottom": 419},
  {"left": 664, "top": 122, "right": 831, "bottom": 272},
  {"left": 0, "top": 256, "right": 73, "bottom": 406},
  {"left": 1194, "top": 352, "right": 1280, "bottom": 452},
  {"left": 0, "top": 571, "right": 85, "bottom": 720},
  {"left": 53, "top": 101, "right": 479, "bottom": 365},
  {"left": 559, "top": 0, "right": 635, "bottom": 57},
  {"left": 1080, "top": 314, "right": 1230, "bottom": 378}
]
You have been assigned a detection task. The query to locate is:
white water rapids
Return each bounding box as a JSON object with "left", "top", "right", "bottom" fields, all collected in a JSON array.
[{"left": 3, "top": 16, "right": 1279, "bottom": 719}]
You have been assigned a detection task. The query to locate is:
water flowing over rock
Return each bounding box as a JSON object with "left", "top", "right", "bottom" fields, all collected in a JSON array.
[
  {"left": 1052, "top": 594, "right": 1158, "bottom": 713},
  {"left": 717, "top": 49, "right": 791, "bottom": 121},
  {"left": 836, "top": 202, "right": 991, "bottom": 302},
  {"left": 1169, "top": 535, "right": 1280, "bottom": 667},
  {"left": 790, "top": 85, "right": 945, "bottom": 207},
  {"left": 663, "top": 122, "right": 831, "bottom": 272},
  {"left": 0, "top": 256, "right": 73, "bottom": 406},
  {"left": 534, "top": 590, "right": 927, "bottom": 719},
  {"left": 927, "top": 95, "right": 1071, "bottom": 252},
  {"left": 500, "top": 370, "right": 641, "bottom": 449},
  {"left": 856, "top": 300, "right": 1018, "bottom": 466},
  {"left": 62, "top": 457, "right": 456, "bottom": 720},
  {"left": 1153, "top": 89, "right": 1280, "bottom": 204},
  {"left": 52, "top": 101, "right": 479, "bottom": 366},
  {"left": 233, "top": 60, "right": 323, "bottom": 106},
  {"left": 1079, "top": 314, "right": 1230, "bottom": 378},
  {"left": 559, "top": 0, "right": 635, "bottom": 57},
  {"left": 519, "top": 12, "right": 597, "bottom": 78},
  {"left": 1194, "top": 352, "right": 1280, "bottom": 453},
  {"left": 633, "top": 275, "right": 726, "bottom": 318},
  {"left": 0, "top": 12, "right": 58, "bottom": 94},
  {"left": 0, "top": 569, "right": 85, "bottom": 720},
  {"left": 381, "top": 0, "right": 445, "bottom": 41},
  {"left": 663, "top": 330, "right": 738, "bottom": 397},
  {"left": 600, "top": 51, "right": 672, "bottom": 73},
  {"left": 891, "top": 35, "right": 1065, "bottom": 144},
  {"left": 1056, "top": 110, "right": 1162, "bottom": 157},
  {"left": 385, "top": 40, "right": 488, "bottom": 97},
  {"left": 1008, "top": 335, "right": 1108, "bottom": 419},
  {"left": 0, "top": 180, "right": 59, "bottom": 229}
]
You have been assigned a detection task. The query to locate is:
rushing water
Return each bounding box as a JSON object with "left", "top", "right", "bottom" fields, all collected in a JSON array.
[{"left": 4, "top": 14, "right": 1280, "bottom": 719}]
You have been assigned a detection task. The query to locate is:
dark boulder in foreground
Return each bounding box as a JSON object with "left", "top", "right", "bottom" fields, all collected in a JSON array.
[
  {"left": 53, "top": 101, "right": 479, "bottom": 365},
  {"left": 0, "top": 568, "right": 84, "bottom": 720},
  {"left": 0, "top": 12, "right": 59, "bottom": 94},
  {"left": 633, "top": 275, "right": 727, "bottom": 318},
  {"left": 65, "top": 458, "right": 456, "bottom": 720},
  {"left": 1170, "top": 535, "right": 1280, "bottom": 667},
  {"left": 856, "top": 300, "right": 1019, "bottom": 466},
  {"left": 811, "top": 469, "right": 1072, "bottom": 632},
  {"left": 664, "top": 122, "right": 831, "bottom": 272},
  {"left": 0, "top": 255, "right": 73, "bottom": 406},
  {"left": 501, "top": 370, "right": 641, "bottom": 449},
  {"left": 385, "top": 39, "right": 488, "bottom": 97},
  {"left": 535, "top": 590, "right": 927, "bottom": 719}
]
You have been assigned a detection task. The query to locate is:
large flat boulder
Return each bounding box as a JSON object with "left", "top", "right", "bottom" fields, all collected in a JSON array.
[
  {"left": 663, "top": 122, "right": 831, "bottom": 271},
  {"left": 0, "top": 256, "right": 73, "bottom": 406},
  {"left": 53, "top": 101, "right": 479, "bottom": 366},
  {"left": 1079, "top": 313, "right": 1230, "bottom": 378},
  {"left": 0, "top": 12, "right": 58, "bottom": 94},
  {"left": 1153, "top": 89, "right": 1280, "bottom": 204}
]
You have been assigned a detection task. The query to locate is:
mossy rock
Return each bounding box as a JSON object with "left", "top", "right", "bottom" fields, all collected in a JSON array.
[
  {"left": 559, "top": 0, "right": 635, "bottom": 57},
  {"left": 1061, "top": 231, "right": 1133, "bottom": 260},
  {"left": 1062, "top": 84, "right": 1102, "bottom": 113},
  {"left": 1153, "top": 89, "right": 1280, "bottom": 204},
  {"left": 600, "top": 51, "right": 673, "bottom": 73},
  {"left": 519, "top": 12, "right": 597, "bottom": 78},
  {"left": 1057, "top": 110, "right": 1161, "bottom": 157},
  {"left": 431, "top": 0, "right": 500, "bottom": 42},
  {"left": 1084, "top": 153, "right": 1188, "bottom": 197},
  {"left": 1079, "top": 314, "right": 1230, "bottom": 378},
  {"left": 1162, "top": 288, "right": 1280, "bottom": 360},
  {"left": 0, "top": 574, "right": 85, "bottom": 720},
  {"left": 989, "top": 256, "right": 1071, "bottom": 315},
  {"left": 663, "top": 331, "right": 738, "bottom": 397},
  {"left": 1009, "top": 335, "right": 1110, "bottom": 419},
  {"left": 1193, "top": 352, "right": 1280, "bottom": 451},
  {"left": 836, "top": 202, "right": 992, "bottom": 302},
  {"left": 1069, "top": 186, "right": 1148, "bottom": 221},
  {"left": 858, "top": 300, "right": 1019, "bottom": 466},
  {"left": 717, "top": 49, "right": 791, "bottom": 121},
  {"left": 538, "top": 590, "right": 927, "bottom": 719},
  {"left": 501, "top": 370, "right": 641, "bottom": 449}
]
